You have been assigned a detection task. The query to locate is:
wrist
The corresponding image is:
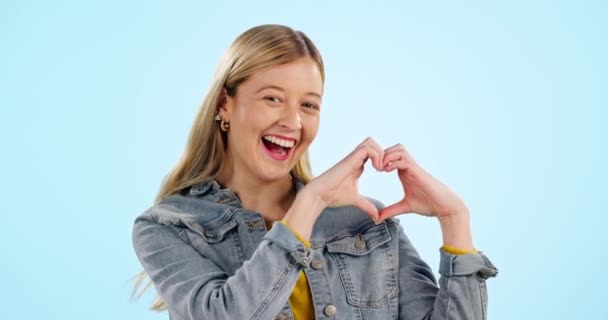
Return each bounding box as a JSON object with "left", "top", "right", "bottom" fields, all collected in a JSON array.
[
  {"left": 437, "top": 210, "right": 470, "bottom": 224},
  {"left": 282, "top": 188, "right": 327, "bottom": 241},
  {"left": 438, "top": 212, "right": 475, "bottom": 251},
  {"left": 299, "top": 185, "right": 329, "bottom": 211},
  {"left": 279, "top": 220, "right": 311, "bottom": 248}
]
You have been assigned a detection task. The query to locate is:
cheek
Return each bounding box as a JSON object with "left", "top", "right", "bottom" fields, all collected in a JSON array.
[
  {"left": 229, "top": 120, "right": 260, "bottom": 152},
  {"left": 239, "top": 103, "right": 274, "bottom": 129},
  {"left": 302, "top": 117, "right": 320, "bottom": 142},
  {"left": 233, "top": 106, "right": 265, "bottom": 135}
]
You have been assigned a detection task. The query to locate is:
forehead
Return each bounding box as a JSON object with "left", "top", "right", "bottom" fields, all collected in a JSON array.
[{"left": 243, "top": 58, "right": 323, "bottom": 95}]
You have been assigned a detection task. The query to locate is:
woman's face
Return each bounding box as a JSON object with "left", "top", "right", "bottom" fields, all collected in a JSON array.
[{"left": 220, "top": 58, "right": 323, "bottom": 183}]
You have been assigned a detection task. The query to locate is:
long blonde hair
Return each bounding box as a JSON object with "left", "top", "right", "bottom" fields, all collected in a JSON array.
[{"left": 131, "top": 24, "right": 325, "bottom": 311}]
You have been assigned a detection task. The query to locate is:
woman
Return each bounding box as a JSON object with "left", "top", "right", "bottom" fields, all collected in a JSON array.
[{"left": 132, "top": 24, "right": 498, "bottom": 320}]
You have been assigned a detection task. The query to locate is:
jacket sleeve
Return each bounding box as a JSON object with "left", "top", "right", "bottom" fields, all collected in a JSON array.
[
  {"left": 394, "top": 221, "right": 498, "bottom": 320},
  {"left": 131, "top": 213, "right": 310, "bottom": 320}
]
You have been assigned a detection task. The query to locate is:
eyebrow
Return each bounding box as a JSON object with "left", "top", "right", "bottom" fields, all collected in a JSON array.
[{"left": 256, "top": 85, "right": 322, "bottom": 100}]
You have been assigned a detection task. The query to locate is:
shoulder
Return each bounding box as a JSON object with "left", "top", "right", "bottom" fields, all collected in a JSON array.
[{"left": 134, "top": 193, "right": 234, "bottom": 228}]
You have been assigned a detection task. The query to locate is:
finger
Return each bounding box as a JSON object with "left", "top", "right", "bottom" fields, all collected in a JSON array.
[
  {"left": 382, "top": 151, "right": 404, "bottom": 169},
  {"left": 359, "top": 137, "right": 384, "bottom": 170},
  {"left": 383, "top": 143, "right": 405, "bottom": 154},
  {"left": 384, "top": 158, "right": 409, "bottom": 172},
  {"left": 355, "top": 196, "right": 380, "bottom": 222},
  {"left": 384, "top": 160, "right": 410, "bottom": 172},
  {"left": 382, "top": 144, "right": 404, "bottom": 169},
  {"left": 354, "top": 144, "right": 382, "bottom": 171},
  {"left": 384, "top": 143, "right": 418, "bottom": 165},
  {"left": 366, "top": 138, "right": 385, "bottom": 171},
  {"left": 378, "top": 201, "right": 412, "bottom": 221}
]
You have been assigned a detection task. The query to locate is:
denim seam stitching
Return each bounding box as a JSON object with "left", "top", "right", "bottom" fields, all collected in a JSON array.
[
  {"left": 249, "top": 263, "right": 295, "bottom": 320},
  {"left": 445, "top": 276, "right": 453, "bottom": 320},
  {"left": 480, "top": 280, "right": 487, "bottom": 320}
]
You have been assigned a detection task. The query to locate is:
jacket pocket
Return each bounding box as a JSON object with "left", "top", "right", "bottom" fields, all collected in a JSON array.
[
  {"left": 327, "top": 223, "right": 398, "bottom": 308},
  {"left": 180, "top": 217, "right": 244, "bottom": 275},
  {"left": 182, "top": 217, "right": 238, "bottom": 243}
]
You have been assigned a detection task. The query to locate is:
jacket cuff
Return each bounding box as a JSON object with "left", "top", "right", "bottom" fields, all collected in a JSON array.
[
  {"left": 438, "top": 249, "right": 499, "bottom": 280},
  {"left": 264, "top": 221, "right": 311, "bottom": 267},
  {"left": 279, "top": 220, "right": 311, "bottom": 248}
]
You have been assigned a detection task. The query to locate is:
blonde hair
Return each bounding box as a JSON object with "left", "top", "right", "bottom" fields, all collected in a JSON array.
[{"left": 131, "top": 24, "right": 325, "bottom": 311}]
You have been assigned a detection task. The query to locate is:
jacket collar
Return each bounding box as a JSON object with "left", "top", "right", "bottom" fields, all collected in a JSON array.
[
  {"left": 188, "top": 179, "right": 221, "bottom": 196},
  {"left": 188, "top": 175, "right": 305, "bottom": 198}
]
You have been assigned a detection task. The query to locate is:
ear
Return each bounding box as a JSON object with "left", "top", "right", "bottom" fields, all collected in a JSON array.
[{"left": 217, "top": 88, "right": 235, "bottom": 119}]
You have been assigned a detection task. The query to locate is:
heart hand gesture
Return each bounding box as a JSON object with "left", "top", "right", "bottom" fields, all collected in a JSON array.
[{"left": 305, "top": 138, "right": 469, "bottom": 225}]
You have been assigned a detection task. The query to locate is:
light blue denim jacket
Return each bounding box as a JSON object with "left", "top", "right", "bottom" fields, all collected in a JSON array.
[{"left": 132, "top": 178, "right": 498, "bottom": 320}]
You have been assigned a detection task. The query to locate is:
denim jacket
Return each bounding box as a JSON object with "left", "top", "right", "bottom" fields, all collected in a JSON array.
[{"left": 132, "top": 178, "right": 498, "bottom": 320}]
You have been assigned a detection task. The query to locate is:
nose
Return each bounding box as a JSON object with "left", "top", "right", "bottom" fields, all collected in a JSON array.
[{"left": 279, "top": 104, "right": 302, "bottom": 130}]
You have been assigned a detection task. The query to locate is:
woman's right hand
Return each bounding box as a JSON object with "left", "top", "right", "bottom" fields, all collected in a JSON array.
[{"left": 304, "top": 137, "right": 385, "bottom": 222}]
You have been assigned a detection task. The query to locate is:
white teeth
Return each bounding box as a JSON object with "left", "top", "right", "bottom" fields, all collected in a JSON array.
[{"left": 262, "top": 135, "right": 295, "bottom": 148}]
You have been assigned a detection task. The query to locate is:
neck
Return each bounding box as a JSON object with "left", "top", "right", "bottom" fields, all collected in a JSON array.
[{"left": 216, "top": 168, "right": 295, "bottom": 226}]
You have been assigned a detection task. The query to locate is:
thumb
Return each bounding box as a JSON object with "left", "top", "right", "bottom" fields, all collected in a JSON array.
[
  {"left": 378, "top": 201, "right": 411, "bottom": 221},
  {"left": 355, "top": 196, "right": 380, "bottom": 222}
]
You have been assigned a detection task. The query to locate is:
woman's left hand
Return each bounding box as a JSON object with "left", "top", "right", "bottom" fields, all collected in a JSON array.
[{"left": 378, "top": 143, "right": 469, "bottom": 222}]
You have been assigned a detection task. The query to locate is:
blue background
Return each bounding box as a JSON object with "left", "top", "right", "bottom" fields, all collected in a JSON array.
[{"left": 1, "top": 1, "right": 606, "bottom": 319}]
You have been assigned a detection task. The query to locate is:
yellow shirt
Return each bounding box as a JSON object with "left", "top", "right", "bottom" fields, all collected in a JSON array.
[
  {"left": 278, "top": 221, "right": 315, "bottom": 320},
  {"left": 278, "top": 220, "right": 478, "bottom": 320}
]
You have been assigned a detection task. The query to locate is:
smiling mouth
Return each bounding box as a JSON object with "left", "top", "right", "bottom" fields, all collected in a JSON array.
[{"left": 261, "top": 136, "right": 295, "bottom": 160}]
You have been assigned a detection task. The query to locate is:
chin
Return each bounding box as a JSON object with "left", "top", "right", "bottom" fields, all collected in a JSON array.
[
  {"left": 257, "top": 168, "right": 292, "bottom": 182},
  {"left": 253, "top": 147, "right": 299, "bottom": 181},
  {"left": 253, "top": 161, "right": 295, "bottom": 182}
]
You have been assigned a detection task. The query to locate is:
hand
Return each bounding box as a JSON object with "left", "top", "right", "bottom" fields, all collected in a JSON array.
[
  {"left": 305, "top": 137, "right": 385, "bottom": 221},
  {"left": 378, "top": 143, "right": 469, "bottom": 221}
]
